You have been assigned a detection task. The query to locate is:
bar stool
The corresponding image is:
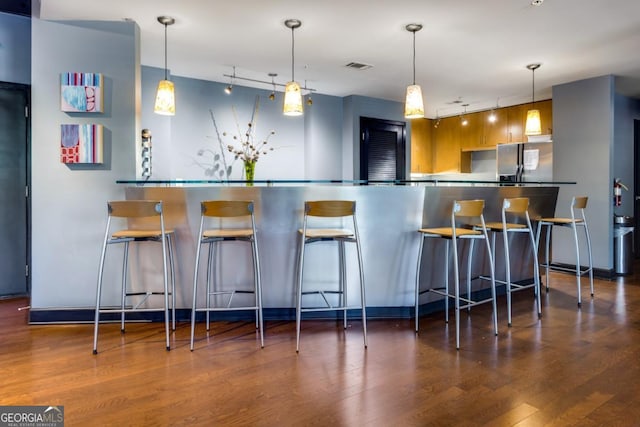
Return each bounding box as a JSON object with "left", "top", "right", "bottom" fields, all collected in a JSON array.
[
  {"left": 190, "top": 200, "right": 263, "bottom": 350},
  {"left": 93, "top": 200, "right": 176, "bottom": 354},
  {"left": 296, "top": 200, "right": 367, "bottom": 352},
  {"left": 415, "top": 199, "right": 497, "bottom": 350},
  {"left": 536, "top": 196, "right": 594, "bottom": 307},
  {"left": 476, "top": 197, "right": 541, "bottom": 326}
]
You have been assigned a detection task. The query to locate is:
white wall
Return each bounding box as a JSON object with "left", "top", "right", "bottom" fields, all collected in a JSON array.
[{"left": 30, "top": 19, "right": 139, "bottom": 308}]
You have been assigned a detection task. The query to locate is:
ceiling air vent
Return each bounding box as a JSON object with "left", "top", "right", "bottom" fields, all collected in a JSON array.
[{"left": 345, "top": 62, "right": 373, "bottom": 70}]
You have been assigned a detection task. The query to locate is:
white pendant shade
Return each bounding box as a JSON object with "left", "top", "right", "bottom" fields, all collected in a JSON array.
[
  {"left": 404, "top": 84, "right": 425, "bottom": 119},
  {"left": 283, "top": 81, "right": 303, "bottom": 116},
  {"left": 525, "top": 108, "right": 541, "bottom": 135},
  {"left": 154, "top": 79, "right": 175, "bottom": 116}
]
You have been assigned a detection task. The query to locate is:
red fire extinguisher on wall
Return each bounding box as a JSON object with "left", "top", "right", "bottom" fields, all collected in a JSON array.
[{"left": 614, "top": 178, "right": 628, "bottom": 207}]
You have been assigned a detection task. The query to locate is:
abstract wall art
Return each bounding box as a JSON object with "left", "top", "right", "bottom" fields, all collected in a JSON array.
[
  {"left": 60, "top": 72, "right": 104, "bottom": 113},
  {"left": 60, "top": 124, "right": 104, "bottom": 164}
]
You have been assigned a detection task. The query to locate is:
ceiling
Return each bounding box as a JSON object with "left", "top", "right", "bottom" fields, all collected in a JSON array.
[{"left": 37, "top": 0, "right": 640, "bottom": 118}]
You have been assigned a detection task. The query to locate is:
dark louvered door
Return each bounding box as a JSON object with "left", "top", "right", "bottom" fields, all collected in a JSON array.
[
  {"left": 360, "top": 117, "right": 405, "bottom": 181},
  {"left": 0, "top": 82, "right": 30, "bottom": 296}
]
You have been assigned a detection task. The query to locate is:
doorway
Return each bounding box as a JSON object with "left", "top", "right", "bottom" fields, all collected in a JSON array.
[
  {"left": 0, "top": 82, "right": 30, "bottom": 297},
  {"left": 359, "top": 117, "right": 406, "bottom": 181}
]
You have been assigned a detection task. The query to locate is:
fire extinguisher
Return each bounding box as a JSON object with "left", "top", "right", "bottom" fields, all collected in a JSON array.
[{"left": 614, "top": 178, "right": 628, "bottom": 207}]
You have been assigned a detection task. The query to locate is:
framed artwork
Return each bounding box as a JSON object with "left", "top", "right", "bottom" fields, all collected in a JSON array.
[
  {"left": 60, "top": 124, "right": 104, "bottom": 164},
  {"left": 60, "top": 72, "right": 103, "bottom": 113}
]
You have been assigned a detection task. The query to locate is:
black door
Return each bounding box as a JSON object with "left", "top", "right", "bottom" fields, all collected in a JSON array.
[
  {"left": 360, "top": 117, "right": 406, "bottom": 181},
  {"left": 0, "top": 82, "right": 30, "bottom": 296},
  {"left": 634, "top": 119, "right": 640, "bottom": 258}
]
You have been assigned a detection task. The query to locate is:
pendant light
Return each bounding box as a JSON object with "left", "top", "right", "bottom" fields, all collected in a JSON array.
[
  {"left": 524, "top": 63, "right": 542, "bottom": 136},
  {"left": 404, "top": 23, "right": 424, "bottom": 119},
  {"left": 283, "top": 19, "right": 303, "bottom": 116},
  {"left": 154, "top": 16, "right": 176, "bottom": 116}
]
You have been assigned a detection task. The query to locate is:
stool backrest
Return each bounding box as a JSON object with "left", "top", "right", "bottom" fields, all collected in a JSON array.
[
  {"left": 201, "top": 200, "right": 254, "bottom": 218},
  {"left": 503, "top": 197, "right": 529, "bottom": 214},
  {"left": 453, "top": 199, "right": 484, "bottom": 218},
  {"left": 572, "top": 196, "right": 588, "bottom": 210},
  {"left": 108, "top": 200, "right": 162, "bottom": 218},
  {"left": 305, "top": 200, "right": 355, "bottom": 217}
]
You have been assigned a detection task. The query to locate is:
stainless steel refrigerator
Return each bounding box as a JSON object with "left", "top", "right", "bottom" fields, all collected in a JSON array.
[{"left": 497, "top": 139, "right": 553, "bottom": 182}]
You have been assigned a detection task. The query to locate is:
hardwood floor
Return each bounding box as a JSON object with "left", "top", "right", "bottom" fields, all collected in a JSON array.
[{"left": 2, "top": 268, "right": 640, "bottom": 426}]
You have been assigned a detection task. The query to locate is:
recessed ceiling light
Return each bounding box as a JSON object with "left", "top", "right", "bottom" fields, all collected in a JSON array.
[{"left": 531, "top": 0, "right": 544, "bottom": 5}]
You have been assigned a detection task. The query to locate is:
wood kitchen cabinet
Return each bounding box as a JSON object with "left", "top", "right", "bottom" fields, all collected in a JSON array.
[
  {"left": 459, "top": 111, "right": 483, "bottom": 149},
  {"left": 507, "top": 103, "right": 527, "bottom": 143},
  {"left": 432, "top": 116, "right": 460, "bottom": 172},
  {"left": 410, "top": 118, "right": 432, "bottom": 173},
  {"left": 537, "top": 99, "right": 553, "bottom": 135},
  {"left": 483, "top": 108, "right": 508, "bottom": 146}
]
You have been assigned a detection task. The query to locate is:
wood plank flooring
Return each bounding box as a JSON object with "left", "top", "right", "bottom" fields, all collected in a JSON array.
[{"left": 2, "top": 268, "right": 640, "bottom": 426}]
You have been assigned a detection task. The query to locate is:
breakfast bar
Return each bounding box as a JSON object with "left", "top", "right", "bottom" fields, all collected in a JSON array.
[{"left": 118, "top": 180, "right": 562, "bottom": 317}]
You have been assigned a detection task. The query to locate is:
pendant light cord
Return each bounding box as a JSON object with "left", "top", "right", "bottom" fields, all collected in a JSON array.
[
  {"left": 531, "top": 67, "right": 535, "bottom": 107},
  {"left": 412, "top": 31, "right": 416, "bottom": 85},
  {"left": 291, "top": 26, "right": 295, "bottom": 82},
  {"left": 163, "top": 23, "right": 168, "bottom": 80}
]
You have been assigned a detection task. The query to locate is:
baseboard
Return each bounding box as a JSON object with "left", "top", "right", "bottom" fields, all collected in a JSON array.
[{"left": 28, "top": 282, "right": 522, "bottom": 324}]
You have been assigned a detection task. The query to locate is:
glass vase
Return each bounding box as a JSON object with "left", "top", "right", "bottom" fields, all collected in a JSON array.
[{"left": 244, "top": 160, "right": 256, "bottom": 186}]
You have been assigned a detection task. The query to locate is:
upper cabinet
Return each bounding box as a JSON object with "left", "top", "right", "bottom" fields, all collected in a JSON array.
[
  {"left": 410, "top": 118, "right": 432, "bottom": 173},
  {"left": 483, "top": 108, "right": 509, "bottom": 146},
  {"left": 459, "top": 112, "right": 483, "bottom": 149},
  {"left": 432, "top": 116, "right": 462, "bottom": 172}
]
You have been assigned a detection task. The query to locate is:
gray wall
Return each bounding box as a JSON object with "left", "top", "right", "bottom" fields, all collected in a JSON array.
[
  {"left": 552, "top": 75, "right": 614, "bottom": 270},
  {"left": 30, "top": 18, "right": 139, "bottom": 308},
  {"left": 0, "top": 12, "right": 31, "bottom": 84},
  {"left": 342, "top": 95, "right": 410, "bottom": 179},
  {"left": 613, "top": 93, "right": 640, "bottom": 218},
  {"left": 140, "top": 66, "right": 349, "bottom": 181}
]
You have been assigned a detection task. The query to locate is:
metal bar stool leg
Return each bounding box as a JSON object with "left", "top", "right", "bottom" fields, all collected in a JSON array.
[
  {"left": 206, "top": 242, "right": 214, "bottom": 330},
  {"left": 452, "top": 237, "right": 461, "bottom": 350},
  {"left": 484, "top": 233, "right": 498, "bottom": 337},
  {"left": 339, "top": 240, "right": 347, "bottom": 329},
  {"left": 466, "top": 238, "right": 475, "bottom": 313},
  {"left": 528, "top": 226, "right": 542, "bottom": 319},
  {"left": 161, "top": 230, "right": 170, "bottom": 351},
  {"left": 295, "top": 229, "right": 305, "bottom": 353},
  {"left": 355, "top": 233, "right": 367, "bottom": 348},
  {"left": 250, "top": 232, "right": 264, "bottom": 348},
  {"left": 503, "top": 228, "right": 513, "bottom": 327},
  {"left": 415, "top": 234, "right": 425, "bottom": 333},
  {"left": 167, "top": 234, "right": 176, "bottom": 331},
  {"left": 190, "top": 224, "right": 204, "bottom": 351},
  {"left": 584, "top": 223, "right": 594, "bottom": 297},
  {"left": 120, "top": 241, "right": 129, "bottom": 333},
  {"left": 572, "top": 223, "right": 582, "bottom": 307},
  {"left": 93, "top": 220, "right": 111, "bottom": 355}
]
